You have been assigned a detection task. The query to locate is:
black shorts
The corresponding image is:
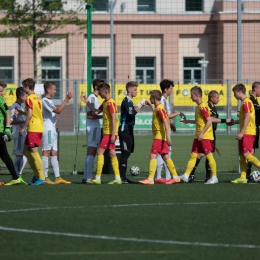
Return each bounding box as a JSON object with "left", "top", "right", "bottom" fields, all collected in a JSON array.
[
  {"left": 253, "top": 126, "right": 259, "bottom": 149},
  {"left": 119, "top": 130, "right": 134, "bottom": 153}
]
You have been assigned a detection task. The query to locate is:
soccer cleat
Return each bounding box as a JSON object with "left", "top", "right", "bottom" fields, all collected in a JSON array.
[
  {"left": 188, "top": 175, "right": 195, "bottom": 183},
  {"left": 205, "top": 177, "right": 218, "bottom": 184},
  {"left": 154, "top": 178, "right": 166, "bottom": 184},
  {"left": 204, "top": 177, "right": 210, "bottom": 183},
  {"left": 88, "top": 179, "right": 101, "bottom": 185},
  {"left": 180, "top": 174, "right": 189, "bottom": 183},
  {"left": 122, "top": 178, "right": 136, "bottom": 184},
  {"left": 28, "top": 176, "right": 39, "bottom": 185},
  {"left": 4, "top": 178, "right": 21, "bottom": 186},
  {"left": 18, "top": 175, "right": 27, "bottom": 185},
  {"left": 108, "top": 179, "right": 122, "bottom": 185},
  {"left": 0, "top": 181, "right": 4, "bottom": 186},
  {"left": 165, "top": 178, "right": 181, "bottom": 185},
  {"left": 45, "top": 177, "right": 56, "bottom": 185},
  {"left": 139, "top": 179, "right": 154, "bottom": 185},
  {"left": 231, "top": 178, "right": 247, "bottom": 184},
  {"left": 31, "top": 178, "right": 46, "bottom": 186},
  {"left": 55, "top": 177, "right": 71, "bottom": 184}
]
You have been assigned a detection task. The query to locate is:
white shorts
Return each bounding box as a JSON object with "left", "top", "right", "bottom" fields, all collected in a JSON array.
[
  {"left": 86, "top": 123, "right": 101, "bottom": 148},
  {"left": 42, "top": 129, "right": 58, "bottom": 151},
  {"left": 12, "top": 132, "right": 26, "bottom": 156}
]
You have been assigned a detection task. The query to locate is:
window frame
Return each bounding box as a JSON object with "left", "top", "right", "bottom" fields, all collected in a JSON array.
[
  {"left": 92, "top": 0, "right": 109, "bottom": 13},
  {"left": 92, "top": 57, "right": 109, "bottom": 83},
  {"left": 183, "top": 57, "right": 202, "bottom": 84},
  {"left": 137, "top": 0, "right": 156, "bottom": 13},
  {"left": 135, "top": 57, "right": 156, "bottom": 84},
  {"left": 185, "top": 0, "right": 204, "bottom": 13},
  {"left": 0, "top": 56, "right": 14, "bottom": 84}
]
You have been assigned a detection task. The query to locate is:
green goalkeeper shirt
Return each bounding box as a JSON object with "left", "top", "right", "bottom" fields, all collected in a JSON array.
[{"left": 0, "top": 95, "right": 9, "bottom": 133}]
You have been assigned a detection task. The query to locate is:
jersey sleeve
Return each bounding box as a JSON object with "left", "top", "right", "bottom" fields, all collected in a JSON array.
[
  {"left": 0, "top": 97, "right": 9, "bottom": 115},
  {"left": 157, "top": 107, "right": 168, "bottom": 120},
  {"left": 26, "top": 97, "right": 33, "bottom": 110},
  {"left": 242, "top": 101, "right": 252, "bottom": 114},
  {"left": 108, "top": 101, "right": 117, "bottom": 114},
  {"left": 123, "top": 99, "right": 137, "bottom": 117},
  {"left": 201, "top": 106, "right": 211, "bottom": 119},
  {"left": 10, "top": 104, "right": 17, "bottom": 121},
  {"left": 42, "top": 98, "right": 56, "bottom": 113}
]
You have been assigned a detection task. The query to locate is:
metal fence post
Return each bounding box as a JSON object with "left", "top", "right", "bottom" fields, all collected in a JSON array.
[{"left": 227, "top": 79, "right": 231, "bottom": 135}]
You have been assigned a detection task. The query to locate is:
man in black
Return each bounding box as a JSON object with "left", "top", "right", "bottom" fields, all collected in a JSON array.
[
  {"left": 247, "top": 81, "right": 260, "bottom": 180},
  {"left": 118, "top": 81, "right": 145, "bottom": 183}
]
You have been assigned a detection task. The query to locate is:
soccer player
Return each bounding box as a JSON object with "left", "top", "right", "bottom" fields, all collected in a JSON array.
[
  {"left": 10, "top": 87, "right": 28, "bottom": 184},
  {"left": 155, "top": 79, "right": 184, "bottom": 184},
  {"left": 139, "top": 90, "right": 180, "bottom": 185},
  {"left": 81, "top": 83, "right": 121, "bottom": 184},
  {"left": 246, "top": 81, "right": 260, "bottom": 180},
  {"left": 82, "top": 79, "right": 104, "bottom": 184},
  {"left": 180, "top": 86, "right": 218, "bottom": 184},
  {"left": 229, "top": 83, "right": 260, "bottom": 184},
  {"left": 118, "top": 81, "right": 146, "bottom": 184},
  {"left": 19, "top": 78, "right": 46, "bottom": 185},
  {"left": 188, "top": 90, "right": 231, "bottom": 183},
  {"left": 42, "top": 81, "right": 73, "bottom": 184},
  {"left": 0, "top": 81, "right": 20, "bottom": 186}
]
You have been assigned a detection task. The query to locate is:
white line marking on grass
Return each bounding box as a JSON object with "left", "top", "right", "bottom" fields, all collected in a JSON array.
[
  {"left": 0, "top": 206, "right": 84, "bottom": 213},
  {"left": 0, "top": 226, "right": 259, "bottom": 250},
  {"left": 1, "top": 200, "right": 49, "bottom": 207},
  {"left": 96, "top": 201, "right": 260, "bottom": 208}
]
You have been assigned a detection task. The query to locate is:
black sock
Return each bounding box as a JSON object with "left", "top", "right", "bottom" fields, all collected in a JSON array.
[
  {"left": 247, "top": 162, "right": 252, "bottom": 178},
  {"left": 190, "top": 158, "right": 201, "bottom": 176},
  {"left": 119, "top": 151, "right": 131, "bottom": 180},
  {"left": 205, "top": 159, "right": 211, "bottom": 179}
]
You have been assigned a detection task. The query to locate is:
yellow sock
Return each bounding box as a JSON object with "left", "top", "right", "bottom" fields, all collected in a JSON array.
[
  {"left": 23, "top": 151, "right": 39, "bottom": 177},
  {"left": 111, "top": 156, "right": 120, "bottom": 178},
  {"left": 184, "top": 153, "right": 197, "bottom": 176},
  {"left": 165, "top": 158, "right": 178, "bottom": 177},
  {"left": 31, "top": 152, "right": 45, "bottom": 180},
  {"left": 205, "top": 153, "right": 217, "bottom": 177},
  {"left": 246, "top": 154, "right": 260, "bottom": 168},
  {"left": 96, "top": 155, "right": 104, "bottom": 177},
  {"left": 148, "top": 159, "right": 157, "bottom": 179},
  {"left": 239, "top": 156, "right": 247, "bottom": 179}
]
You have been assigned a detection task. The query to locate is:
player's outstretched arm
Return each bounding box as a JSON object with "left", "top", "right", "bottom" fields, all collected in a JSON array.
[
  {"left": 135, "top": 99, "right": 146, "bottom": 112},
  {"left": 145, "top": 100, "right": 155, "bottom": 110},
  {"left": 81, "top": 95, "right": 101, "bottom": 115},
  {"left": 53, "top": 91, "right": 73, "bottom": 114}
]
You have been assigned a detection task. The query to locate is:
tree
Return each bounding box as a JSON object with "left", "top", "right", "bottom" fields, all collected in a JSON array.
[{"left": 0, "top": 0, "right": 89, "bottom": 78}]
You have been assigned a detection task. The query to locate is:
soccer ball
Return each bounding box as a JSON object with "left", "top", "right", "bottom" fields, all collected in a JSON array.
[
  {"left": 249, "top": 171, "right": 260, "bottom": 182},
  {"left": 130, "top": 165, "right": 140, "bottom": 176}
]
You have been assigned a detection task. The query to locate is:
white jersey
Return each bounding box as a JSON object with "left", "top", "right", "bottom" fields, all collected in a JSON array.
[
  {"left": 10, "top": 102, "right": 26, "bottom": 135},
  {"left": 42, "top": 97, "right": 57, "bottom": 130},
  {"left": 161, "top": 95, "right": 171, "bottom": 114},
  {"left": 86, "top": 93, "right": 100, "bottom": 127}
]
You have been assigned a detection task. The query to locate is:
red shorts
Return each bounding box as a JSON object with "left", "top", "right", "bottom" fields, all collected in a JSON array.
[
  {"left": 99, "top": 134, "right": 117, "bottom": 150},
  {"left": 238, "top": 134, "right": 255, "bottom": 153},
  {"left": 151, "top": 139, "right": 169, "bottom": 155},
  {"left": 24, "top": 132, "right": 42, "bottom": 148},
  {"left": 191, "top": 139, "right": 213, "bottom": 155}
]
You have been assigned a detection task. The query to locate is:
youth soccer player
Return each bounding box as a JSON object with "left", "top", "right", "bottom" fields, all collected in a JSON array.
[
  {"left": 246, "top": 81, "right": 260, "bottom": 180},
  {"left": 155, "top": 79, "right": 184, "bottom": 184},
  {"left": 119, "top": 81, "right": 145, "bottom": 184},
  {"left": 82, "top": 79, "right": 104, "bottom": 184},
  {"left": 42, "top": 81, "right": 73, "bottom": 184},
  {"left": 139, "top": 90, "right": 180, "bottom": 185},
  {"left": 19, "top": 78, "right": 45, "bottom": 185},
  {"left": 0, "top": 81, "right": 20, "bottom": 186},
  {"left": 188, "top": 90, "right": 231, "bottom": 183},
  {"left": 229, "top": 83, "right": 260, "bottom": 184},
  {"left": 81, "top": 83, "right": 121, "bottom": 184},
  {"left": 10, "top": 87, "right": 28, "bottom": 184},
  {"left": 180, "top": 86, "right": 218, "bottom": 184}
]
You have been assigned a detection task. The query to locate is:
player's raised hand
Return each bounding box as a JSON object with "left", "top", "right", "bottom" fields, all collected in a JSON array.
[
  {"left": 226, "top": 118, "right": 234, "bottom": 126},
  {"left": 80, "top": 94, "right": 88, "bottom": 103},
  {"left": 66, "top": 91, "right": 74, "bottom": 100},
  {"left": 179, "top": 112, "right": 186, "bottom": 120},
  {"left": 180, "top": 118, "right": 188, "bottom": 124}
]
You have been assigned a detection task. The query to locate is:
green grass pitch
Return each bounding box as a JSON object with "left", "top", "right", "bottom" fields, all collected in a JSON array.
[{"left": 0, "top": 135, "right": 260, "bottom": 259}]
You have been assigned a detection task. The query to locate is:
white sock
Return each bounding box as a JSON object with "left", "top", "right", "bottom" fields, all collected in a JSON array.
[
  {"left": 163, "top": 162, "right": 171, "bottom": 180},
  {"left": 83, "top": 155, "right": 95, "bottom": 180},
  {"left": 20, "top": 155, "right": 27, "bottom": 175},
  {"left": 155, "top": 164, "right": 163, "bottom": 179},
  {"left": 42, "top": 156, "right": 49, "bottom": 178},
  {"left": 14, "top": 156, "right": 23, "bottom": 176},
  {"left": 51, "top": 156, "right": 60, "bottom": 178}
]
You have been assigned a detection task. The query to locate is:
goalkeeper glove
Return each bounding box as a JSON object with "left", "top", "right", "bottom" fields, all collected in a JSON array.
[
  {"left": 3, "top": 126, "right": 12, "bottom": 142},
  {"left": 179, "top": 112, "right": 186, "bottom": 120},
  {"left": 137, "top": 99, "right": 146, "bottom": 109}
]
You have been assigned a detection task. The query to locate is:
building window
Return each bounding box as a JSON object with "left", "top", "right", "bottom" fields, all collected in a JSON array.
[
  {"left": 186, "top": 0, "right": 203, "bottom": 12},
  {"left": 183, "top": 57, "right": 202, "bottom": 84},
  {"left": 92, "top": 57, "right": 108, "bottom": 82},
  {"left": 41, "top": 57, "right": 61, "bottom": 100},
  {"left": 43, "top": 0, "right": 62, "bottom": 11},
  {"left": 136, "top": 57, "right": 155, "bottom": 84},
  {"left": 93, "top": 0, "right": 108, "bottom": 12},
  {"left": 137, "top": 0, "right": 155, "bottom": 12},
  {"left": 0, "top": 57, "right": 14, "bottom": 84}
]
